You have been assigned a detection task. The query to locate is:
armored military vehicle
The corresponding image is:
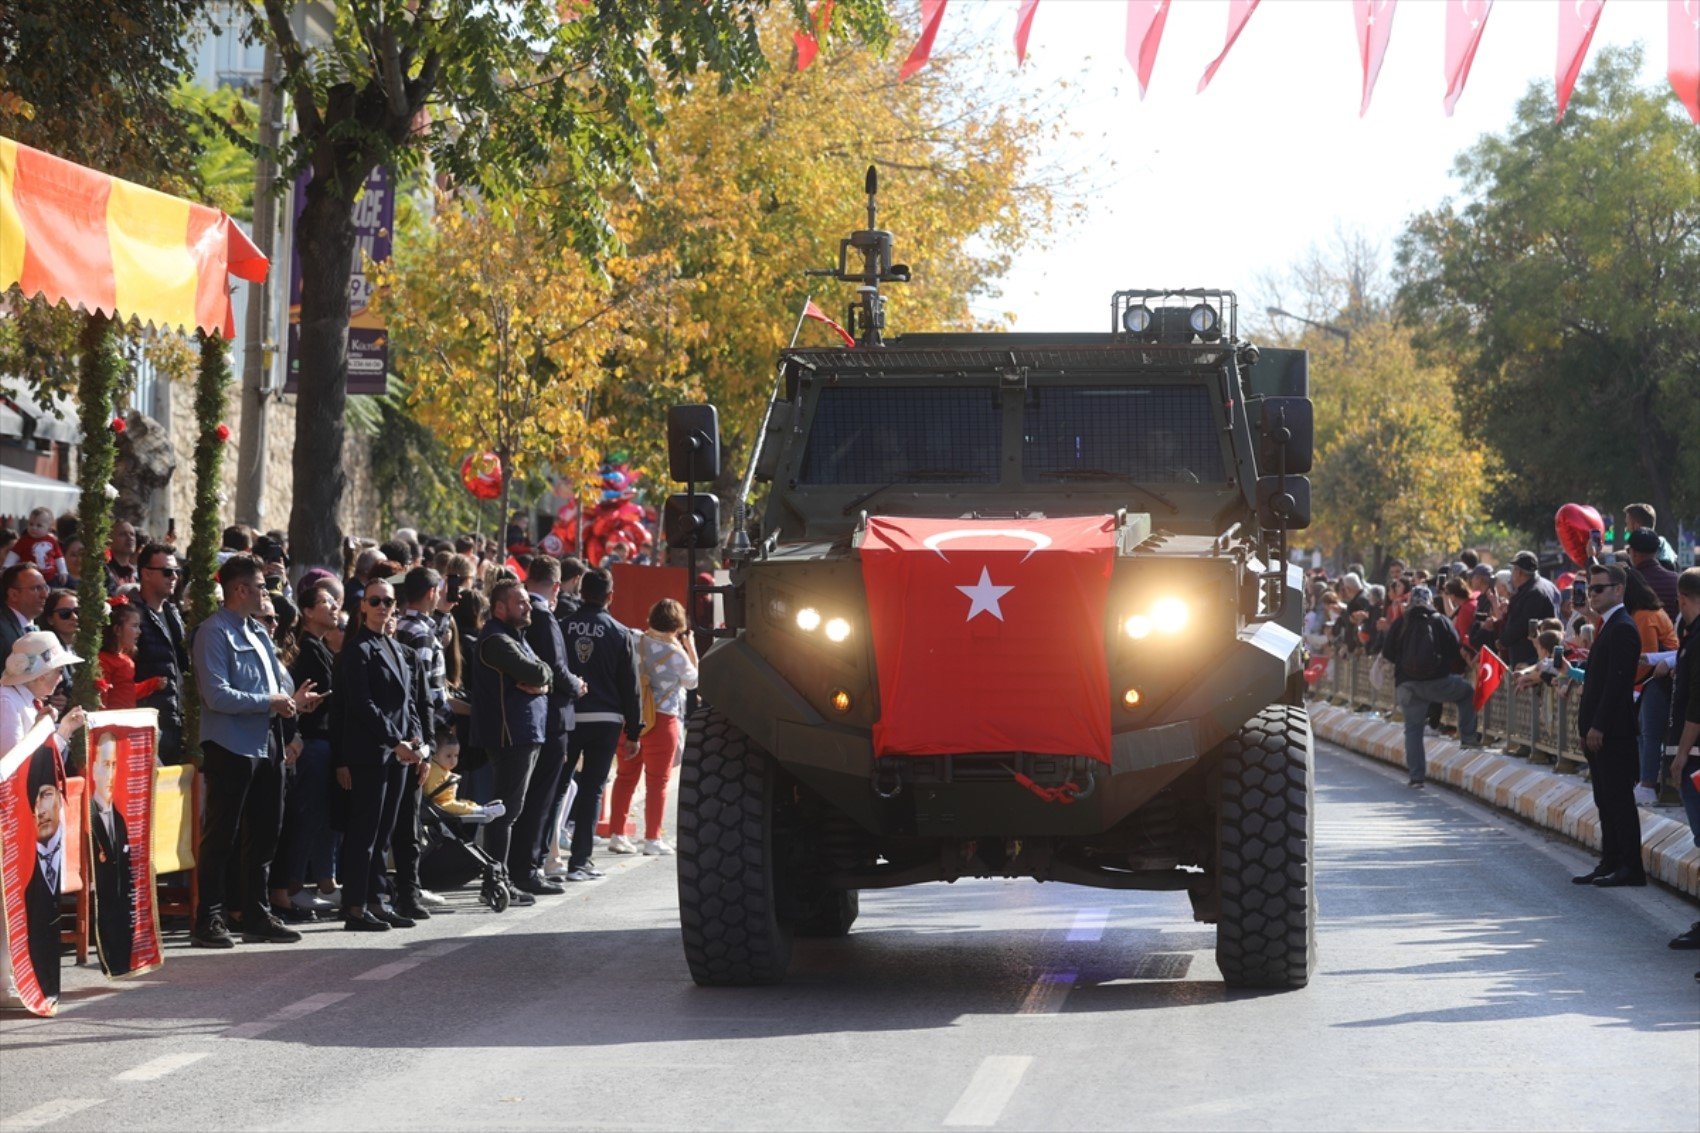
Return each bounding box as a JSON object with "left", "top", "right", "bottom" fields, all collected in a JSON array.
[{"left": 663, "top": 168, "right": 1316, "bottom": 990}]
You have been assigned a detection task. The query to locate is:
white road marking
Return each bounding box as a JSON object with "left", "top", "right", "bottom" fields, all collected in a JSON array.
[
  {"left": 354, "top": 941, "right": 469, "bottom": 981},
  {"left": 115, "top": 1052, "right": 210, "bottom": 1082},
  {"left": 1066, "top": 909, "right": 1108, "bottom": 942},
  {"left": 942, "top": 1056, "right": 1034, "bottom": 1128},
  {"left": 1015, "top": 970, "right": 1076, "bottom": 1016},
  {"left": 222, "top": 991, "right": 352, "bottom": 1040},
  {"left": 0, "top": 1100, "right": 103, "bottom": 1131},
  {"left": 465, "top": 921, "right": 514, "bottom": 937}
]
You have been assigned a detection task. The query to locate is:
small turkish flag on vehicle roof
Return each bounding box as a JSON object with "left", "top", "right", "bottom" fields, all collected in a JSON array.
[
  {"left": 860, "top": 515, "right": 1116, "bottom": 761},
  {"left": 802, "top": 299, "right": 855, "bottom": 347},
  {"left": 1474, "top": 646, "right": 1507, "bottom": 713}
]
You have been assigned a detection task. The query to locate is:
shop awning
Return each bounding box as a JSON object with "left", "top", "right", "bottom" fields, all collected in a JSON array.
[{"left": 0, "top": 464, "right": 80, "bottom": 516}]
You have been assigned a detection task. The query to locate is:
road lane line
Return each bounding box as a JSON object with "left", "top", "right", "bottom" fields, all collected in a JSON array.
[
  {"left": 0, "top": 1100, "right": 102, "bottom": 1131},
  {"left": 222, "top": 991, "right": 352, "bottom": 1039},
  {"left": 1066, "top": 909, "right": 1108, "bottom": 941},
  {"left": 115, "top": 1052, "right": 210, "bottom": 1082},
  {"left": 942, "top": 1056, "right": 1034, "bottom": 1128},
  {"left": 1016, "top": 970, "right": 1076, "bottom": 1016},
  {"left": 354, "top": 941, "right": 469, "bottom": 981}
]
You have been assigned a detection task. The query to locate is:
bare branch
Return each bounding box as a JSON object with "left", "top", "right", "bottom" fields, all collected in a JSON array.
[{"left": 263, "top": 0, "right": 325, "bottom": 137}]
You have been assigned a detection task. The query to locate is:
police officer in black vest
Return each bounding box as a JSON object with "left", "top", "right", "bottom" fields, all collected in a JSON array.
[{"left": 559, "top": 568, "right": 641, "bottom": 882}]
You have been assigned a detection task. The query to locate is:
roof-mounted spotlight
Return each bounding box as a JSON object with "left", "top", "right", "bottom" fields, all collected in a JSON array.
[
  {"left": 1122, "top": 303, "right": 1155, "bottom": 336},
  {"left": 1188, "top": 303, "right": 1221, "bottom": 341}
]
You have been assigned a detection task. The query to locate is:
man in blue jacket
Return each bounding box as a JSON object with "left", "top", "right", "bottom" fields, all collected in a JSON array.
[
  {"left": 192, "top": 554, "right": 321, "bottom": 948},
  {"left": 560, "top": 568, "right": 642, "bottom": 883}
]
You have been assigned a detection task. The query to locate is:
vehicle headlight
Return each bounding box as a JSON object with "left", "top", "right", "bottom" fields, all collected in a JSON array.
[
  {"left": 1122, "top": 303, "right": 1154, "bottom": 335},
  {"left": 824, "top": 617, "right": 852, "bottom": 643},
  {"left": 1123, "top": 614, "right": 1152, "bottom": 640},
  {"left": 1187, "top": 303, "right": 1220, "bottom": 339},
  {"left": 796, "top": 607, "right": 822, "bottom": 632},
  {"left": 1151, "top": 596, "right": 1189, "bottom": 634}
]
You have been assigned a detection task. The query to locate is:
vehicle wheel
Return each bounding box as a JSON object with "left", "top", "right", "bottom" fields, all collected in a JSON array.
[
  {"left": 792, "top": 889, "right": 859, "bottom": 938},
  {"left": 1214, "top": 704, "right": 1316, "bottom": 990},
  {"left": 677, "top": 708, "right": 793, "bottom": 986}
]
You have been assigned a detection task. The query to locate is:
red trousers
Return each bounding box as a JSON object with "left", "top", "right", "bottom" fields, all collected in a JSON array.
[{"left": 608, "top": 712, "right": 680, "bottom": 840}]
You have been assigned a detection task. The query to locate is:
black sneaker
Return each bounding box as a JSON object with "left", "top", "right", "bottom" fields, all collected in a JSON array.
[
  {"left": 1669, "top": 922, "right": 1700, "bottom": 950},
  {"left": 394, "top": 898, "right": 432, "bottom": 921},
  {"left": 191, "top": 916, "right": 236, "bottom": 949},
  {"left": 242, "top": 914, "right": 303, "bottom": 943},
  {"left": 505, "top": 885, "right": 536, "bottom": 907}
]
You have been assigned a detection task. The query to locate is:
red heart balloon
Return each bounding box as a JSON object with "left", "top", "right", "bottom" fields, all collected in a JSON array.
[
  {"left": 460, "top": 451, "right": 504, "bottom": 501},
  {"left": 1555, "top": 503, "right": 1603, "bottom": 566}
]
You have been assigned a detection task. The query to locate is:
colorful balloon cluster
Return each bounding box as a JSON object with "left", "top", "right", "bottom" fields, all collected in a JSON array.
[{"left": 537, "top": 455, "right": 655, "bottom": 565}]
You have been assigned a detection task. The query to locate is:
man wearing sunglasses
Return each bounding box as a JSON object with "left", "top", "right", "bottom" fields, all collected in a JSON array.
[
  {"left": 134, "top": 542, "right": 192, "bottom": 765},
  {"left": 1574, "top": 563, "right": 1645, "bottom": 888}
]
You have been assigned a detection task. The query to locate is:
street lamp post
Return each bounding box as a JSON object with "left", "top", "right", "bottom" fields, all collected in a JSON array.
[{"left": 1266, "top": 306, "right": 1351, "bottom": 355}]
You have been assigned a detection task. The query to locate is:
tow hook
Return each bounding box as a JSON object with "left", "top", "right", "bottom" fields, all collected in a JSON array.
[
  {"left": 1005, "top": 763, "right": 1097, "bottom": 805},
  {"left": 873, "top": 761, "right": 903, "bottom": 799}
]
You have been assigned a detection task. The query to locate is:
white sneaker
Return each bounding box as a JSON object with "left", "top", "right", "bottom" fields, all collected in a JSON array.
[
  {"left": 416, "top": 888, "right": 449, "bottom": 909},
  {"left": 606, "top": 833, "right": 637, "bottom": 855},
  {"left": 291, "top": 890, "right": 335, "bottom": 913},
  {"left": 1633, "top": 784, "right": 1659, "bottom": 807},
  {"left": 642, "top": 839, "right": 674, "bottom": 856}
]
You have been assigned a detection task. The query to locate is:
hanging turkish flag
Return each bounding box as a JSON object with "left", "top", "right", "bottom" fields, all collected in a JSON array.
[
  {"left": 803, "top": 299, "right": 855, "bottom": 347},
  {"left": 794, "top": 0, "right": 835, "bottom": 72},
  {"left": 860, "top": 515, "right": 1116, "bottom": 761},
  {"left": 1354, "top": 1, "right": 1399, "bottom": 115},
  {"left": 1198, "top": 0, "right": 1262, "bottom": 93},
  {"left": 1672, "top": 0, "right": 1700, "bottom": 124},
  {"left": 900, "top": 0, "right": 949, "bottom": 80},
  {"left": 1444, "top": 0, "right": 1495, "bottom": 115},
  {"left": 1556, "top": 0, "right": 1607, "bottom": 121},
  {"left": 1016, "top": 0, "right": 1041, "bottom": 65},
  {"left": 1474, "top": 646, "right": 1507, "bottom": 713},
  {"left": 1126, "top": 0, "right": 1171, "bottom": 98}
]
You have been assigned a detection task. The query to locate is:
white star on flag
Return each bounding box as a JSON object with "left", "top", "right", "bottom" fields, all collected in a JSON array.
[{"left": 956, "top": 566, "right": 1014, "bottom": 622}]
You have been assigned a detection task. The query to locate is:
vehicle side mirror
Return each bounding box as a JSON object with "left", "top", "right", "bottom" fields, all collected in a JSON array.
[
  {"left": 665, "top": 493, "right": 721, "bottom": 549},
  {"left": 1259, "top": 397, "right": 1313, "bottom": 475},
  {"left": 668, "top": 405, "right": 721, "bottom": 483},
  {"left": 1257, "top": 475, "right": 1311, "bottom": 531}
]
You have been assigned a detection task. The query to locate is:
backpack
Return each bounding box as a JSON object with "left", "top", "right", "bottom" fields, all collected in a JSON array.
[{"left": 1398, "top": 608, "right": 1449, "bottom": 681}]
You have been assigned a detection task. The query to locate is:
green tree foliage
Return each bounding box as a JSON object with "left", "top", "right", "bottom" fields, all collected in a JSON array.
[{"left": 1397, "top": 46, "right": 1700, "bottom": 532}]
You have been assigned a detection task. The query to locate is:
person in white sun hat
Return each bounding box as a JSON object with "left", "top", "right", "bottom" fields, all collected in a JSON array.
[{"left": 1, "top": 630, "right": 87, "bottom": 755}]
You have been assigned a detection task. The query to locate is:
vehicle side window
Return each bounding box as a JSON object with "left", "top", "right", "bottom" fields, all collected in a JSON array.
[{"left": 798, "top": 387, "right": 1000, "bottom": 484}]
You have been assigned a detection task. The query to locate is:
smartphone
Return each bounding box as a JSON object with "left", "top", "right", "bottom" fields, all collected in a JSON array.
[
  {"left": 1528, "top": 618, "right": 1539, "bottom": 639},
  {"left": 167, "top": 517, "right": 177, "bottom": 538},
  {"left": 1571, "top": 580, "right": 1586, "bottom": 605}
]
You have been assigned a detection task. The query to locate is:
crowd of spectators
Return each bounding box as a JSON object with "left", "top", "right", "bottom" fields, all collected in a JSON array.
[
  {"left": 1302, "top": 502, "right": 1700, "bottom": 964},
  {"left": 1, "top": 510, "right": 695, "bottom": 957}
]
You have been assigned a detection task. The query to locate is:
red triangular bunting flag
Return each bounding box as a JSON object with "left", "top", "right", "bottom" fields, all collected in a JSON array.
[
  {"left": 794, "top": 0, "right": 835, "bottom": 72},
  {"left": 900, "top": 0, "right": 949, "bottom": 81},
  {"left": 1474, "top": 646, "right": 1507, "bottom": 713},
  {"left": 1671, "top": 0, "right": 1700, "bottom": 124},
  {"left": 1199, "top": 0, "right": 1261, "bottom": 93},
  {"left": 803, "top": 299, "right": 856, "bottom": 347},
  {"left": 1557, "top": 0, "right": 1607, "bottom": 121},
  {"left": 1444, "top": 0, "right": 1494, "bottom": 115},
  {"left": 1126, "top": 0, "right": 1171, "bottom": 98},
  {"left": 1016, "top": 0, "right": 1041, "bottom": 66},
  {"left": 1355, "top": 0, "right": 1399, "bottom": 116}
]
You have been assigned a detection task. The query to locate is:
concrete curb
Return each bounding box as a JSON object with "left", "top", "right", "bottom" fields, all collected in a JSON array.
[{"left": 1308, "top": 702, "right": 1700, "bottom": 899}]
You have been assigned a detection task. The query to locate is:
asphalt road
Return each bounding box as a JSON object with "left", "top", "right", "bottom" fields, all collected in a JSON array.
[{"left": 2, "top": 741, "right": 1696, "bottom": 1133}]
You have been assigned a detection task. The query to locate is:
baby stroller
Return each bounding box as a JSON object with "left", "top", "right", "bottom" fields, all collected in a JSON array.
[{"left": 418, "top": 789, "right": 510, "bottom": 913}]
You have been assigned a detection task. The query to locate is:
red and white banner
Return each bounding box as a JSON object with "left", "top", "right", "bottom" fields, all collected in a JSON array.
[
  {"left": 1198, "top": 0, "right": 1262, "bottom": 93},
  {"left": 1126, "top": 0, "right": 1172, "bottom": 98},
  {"left": 1557, "top": 0, "right": 1608, "bottom": 120},
  {"left": 86, "top": 710, "right": 164, "bottom": 979},
  {"left": 0, "top": 718, "right": 63, "bottom": 1017},
  {"left": 1015, "top": 0, "right": 1041, "bottom": 66},
  {"left": 1444, "top": 0, "right": 1495, "bottom": 115},
  {"left": 859, "top": 515, "right": 1116, "bottom": 761},
  {"left": 1355, "top": 0, "right": 1400, "bottom": 115},
  {"left": 900, "top": 0, "right": 949, "bottom": 80},
  {"left": 1672, "top": 0, "right": 1700, "bottom": 124}
]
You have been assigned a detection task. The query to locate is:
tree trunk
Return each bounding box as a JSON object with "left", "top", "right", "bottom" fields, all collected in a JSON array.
[{"left": 287, "top": 175, "right": 359, "bottom": 570}]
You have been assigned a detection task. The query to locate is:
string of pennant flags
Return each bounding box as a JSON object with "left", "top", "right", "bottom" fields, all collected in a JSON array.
[{"left": 794, "top": 0, "right": 1700, "bottom": 124}]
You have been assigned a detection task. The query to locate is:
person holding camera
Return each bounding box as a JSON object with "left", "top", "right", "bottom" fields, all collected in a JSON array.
[
  {"left": 1496, "top": 551, "right": 1559, "bottom": 668},
  {"left": 607, "top": 598, "right": 699, "bottom": 856}
]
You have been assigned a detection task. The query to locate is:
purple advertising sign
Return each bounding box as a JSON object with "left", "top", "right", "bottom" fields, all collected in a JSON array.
[{"left": 284, "top": 167, "right": 393, "bottom": 396}]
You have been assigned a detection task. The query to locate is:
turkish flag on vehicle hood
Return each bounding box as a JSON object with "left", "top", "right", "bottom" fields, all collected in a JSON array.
[{"left": 859, "top": 515, "right": 1116, "bottom": 762}]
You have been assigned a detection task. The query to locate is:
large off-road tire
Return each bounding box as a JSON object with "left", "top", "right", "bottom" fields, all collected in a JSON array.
[
  {"left": 792, "top": 889, "right": 859, "bottom": 938},
  {"left": 1214, "top": 704, "right": 1316, "bottom": 990},
  {"left": 676, "top": 708, "right": 793, "bottom": 986}
]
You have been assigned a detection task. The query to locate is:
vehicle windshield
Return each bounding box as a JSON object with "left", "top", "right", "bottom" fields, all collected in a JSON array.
[
  {"left": 1022, "top": 384, "right": 1225, "bottom": 484},
  {"left": 798, "top": 386, "right": 1000, "bottom": 485}
]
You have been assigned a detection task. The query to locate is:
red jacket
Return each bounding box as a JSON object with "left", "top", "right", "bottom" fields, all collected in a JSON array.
[{"left": 98, "top": 651, "right": 164, "bottom": 711}]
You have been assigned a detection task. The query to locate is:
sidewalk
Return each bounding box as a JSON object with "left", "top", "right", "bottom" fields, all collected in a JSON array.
[{"left": 1308, "top": 701, "right": 1700, "bottom": 900}]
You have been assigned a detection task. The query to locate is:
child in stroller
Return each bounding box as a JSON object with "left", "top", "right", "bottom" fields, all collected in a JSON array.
[{"left": 419, "top": 728, "right": 512, "bottom": 911}]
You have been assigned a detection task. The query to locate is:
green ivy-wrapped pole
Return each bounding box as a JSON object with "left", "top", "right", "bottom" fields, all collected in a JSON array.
[
  {"left": 68, "top": 312, "right": 122, "bottom": 769},
  {"left": 182, "top": 330, "right": 232, "bottom": 759}
]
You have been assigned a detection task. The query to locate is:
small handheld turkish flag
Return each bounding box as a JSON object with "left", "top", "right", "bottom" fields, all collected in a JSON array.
[
  {"left": 802, "top": 300, "right": 855, "bottom": 348},
  {"left": 1303, "top": 655, "right": 1330, "bottom": 686},
  {"left": 1474, "top": 646, "right": 1507, "bottom": 713}
]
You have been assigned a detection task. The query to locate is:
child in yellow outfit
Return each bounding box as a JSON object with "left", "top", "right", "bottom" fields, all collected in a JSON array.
[{"left": 422, "top": 729, "right": 505, "bottom": 820}]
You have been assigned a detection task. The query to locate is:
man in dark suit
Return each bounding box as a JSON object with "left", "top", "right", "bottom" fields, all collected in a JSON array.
[
  {"left": 1575, "top": 563, "right": 1645, "bottom": 887},
  {"left": 89, "top": 733, "right": 135, "bottom": 975},
  {"left": 23, "top": 743, "right": 63, "bottom": 1000},
  {"left": 1, "top": 564, "right": 48, "bottom": 662}
]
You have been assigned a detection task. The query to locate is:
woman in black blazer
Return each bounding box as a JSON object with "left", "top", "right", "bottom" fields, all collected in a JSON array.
[{"left": 336, "top": 579, "right": 430, "bottom": 931}]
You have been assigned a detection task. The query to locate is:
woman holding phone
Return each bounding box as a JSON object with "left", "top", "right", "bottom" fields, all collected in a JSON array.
[{"left": 606, "top": 598, "right": 698, "bottom": 856}]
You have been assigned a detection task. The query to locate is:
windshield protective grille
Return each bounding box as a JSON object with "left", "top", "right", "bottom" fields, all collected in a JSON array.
[
  {"left": 1022, "top": 385, "right": 1225, "bottom": 483},
  {"left": 799, "top": 387, "right": 1000, "bottom": 484}
]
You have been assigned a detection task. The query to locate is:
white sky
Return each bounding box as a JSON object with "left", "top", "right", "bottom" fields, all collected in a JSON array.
[{"left": 924, "top": 0, "right": 1677, "bottom": 332}]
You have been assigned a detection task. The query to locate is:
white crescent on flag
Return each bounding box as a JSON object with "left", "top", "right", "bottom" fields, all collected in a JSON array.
[{"left": 922, "top": 528, "right": 1053, "bottom": 561}]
